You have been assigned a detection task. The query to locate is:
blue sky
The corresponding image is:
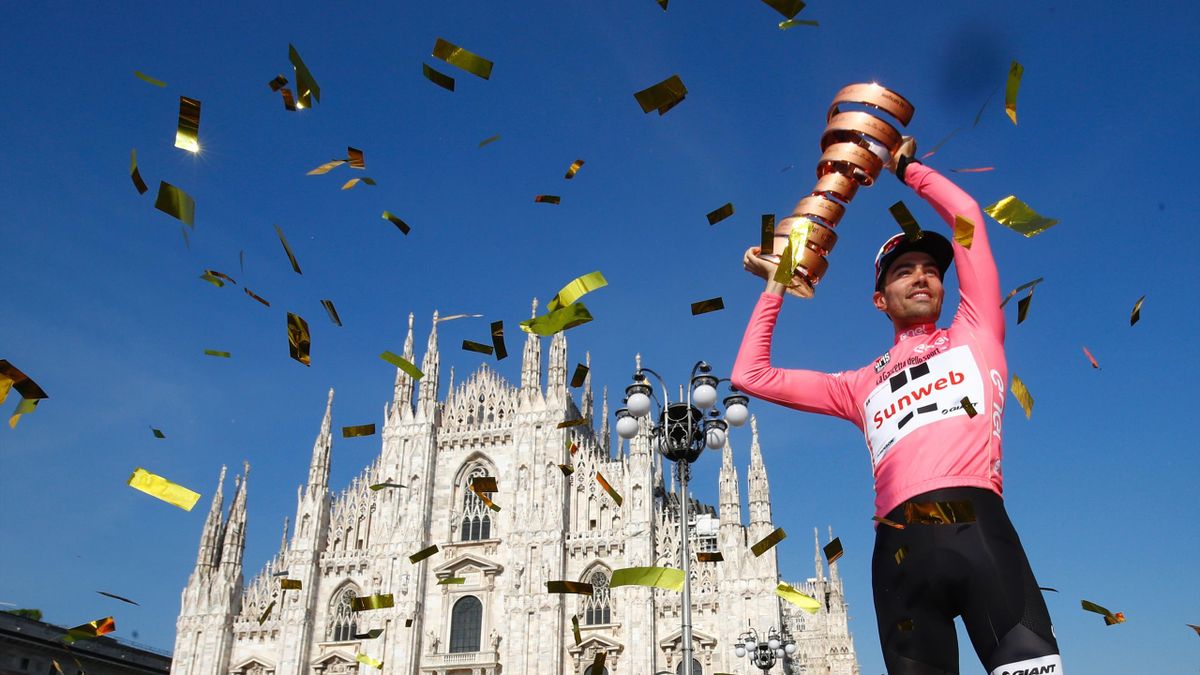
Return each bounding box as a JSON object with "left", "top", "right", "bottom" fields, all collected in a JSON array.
[{"left": 1, "top": 1, "right": 1198, "bottom": 672}]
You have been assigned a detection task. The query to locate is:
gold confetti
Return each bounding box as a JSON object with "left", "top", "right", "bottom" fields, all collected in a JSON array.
[
  {"left": 904, "top": 500, "right": 976, "bottom": 525},
  {"left": 707, "top": 202, "right": 734, "bottom": 225},
  {"left": 656, "top": 0, "right": 669, "bottom": 8},
  {"left": 557, "top": 417, "right": 588, "bottom": 429},
  {"left": 773, "top": 218, "right": 812, "bottom": 285},
  {"left": 1010, "top": 374, "right": 1034, "bottom": 419},
  {"left": 381, "top": 351, "right": 424, "bottom": 380},
  {"left": 778, "top": 18, "right": 818, "bottom": 29},
  {"left": 1130, "top": 295, "right": 1145, "bottom": 326},
  {"left": 953, "top": 214, "right": 975, "bottom": 249},
  {"left": 436, "top": 313, "right": 483, "bottom": 323},
  {"left": 174, "top": 96, "right": 201, "bottom": 153},
  {"left": 949, "top": 167, "right": 995, "bottom": 173},
  {"left": 347, "top": 146, "right": 365, "bottom": 169},
  {"left": 130, "top": 149, "right": 148, "bottom": 194},
  {"left": 696, "top": 551, "right": 724, "bottom": 563},
  {"left": 1000, "top": 277, "right": 1044, "bottom": 308},
  {"left": 592, "top": 652, "right": 606, "bottom": 674},
  {"left": 438, "top": 577, "right": 466, "bottom": 585},
  {"left": 287, "top": 313, "right": 311, "bottom": 367},
  {"left": 63, "top": 616, "right": 115, "bottom": 645},
  {"left": 760, "top": 0, "right": 806, "bottom": 19},
  {"left": 690, "top": 297, "right": 725, "bottom": 315},
  {"left": 570, "top": 363, "right": 589, "bottom": 387},
  {"left": 520, "top": 302, "right": 594, "bottom": 336},
  {"left": 889, "top": 201, "right": 923, "bottom": 242},
  {"left": 408, "top": 544, "right": 439, "bottom": 563},
  {"left": 355, "top": 654, "right": 383, "bottom": 670},
  {"left": 134, "top": 70, "right": 166, "bottom": 87},
  {"left": 1016, "top": 292, "right": 1033, "bottom": 324},
  {"left": 320, "top": 299, "right": 343, "bottom": 327},
  {"left": 1005, "top": 60, "right": 1023, "bottom": 125},
  {"left": 203, "top": 349, "right": 231, "bottom": 358},
  {"left": 432, "top": 38, "right": 494, "bottom": 80},
  {"left": 341, "top": 177, "right": 377, "bottom": 190},
  {"left": 371, "top": 482, "right": 408, "bottom": 491},
  {"left": 610, "top": 566, "right": 684, "bottom": 591},
  {"left": 558, "top": 463, "right": 575, "bottom": 476},
  {"left": 491, "top": 321, "right": 507, "bottom": 360},
  {"left": 1040, "top": 587, "right": 1059, "bottom": 593},
  {"left": 127, "top": 467, "right": 201, "bottom": 511},
  {"left": 897, "top": 618, "right": 914, "bottom": 632},
  {"left": 1081, "top": 600, "right": 1125, "bottom": 626},
  {"left": 564, "top": 159, "right": 585, "bottom": 179},
  {"left": 983, "top": 196, "right": 1059, "bottom": 237},
  {"left": 961, "top": 397, "right": 978, "bottom": 418},
  {"left": 634, "top": 74, "right": 687, "bottom": 115},
  {"left": 546, "top": 581, "right": 593, "bottom": 595},
  {"left": 572, "top": 615, "right": 582, "bottom": 644},
  {"left": 155, "top": 181, "right": 196, "bottom": 226},
  {"left": 206, "top": 270, "right": 237, "bottom": 285},
  {"left": 50, "top": 661, "right": 62, "bottom": 675},
  {"left": 96, "top": 591, "right": 139, "bottom": 605},
  {"left": 1187, "top": 624, "right": 1199, "bottom": 637},
  {"left": 751, "top": 527, "right": 786, "bottom": 556},
  {"left": 280, "top": 579, "right": 302, "bottom": 590},
  {"left": 405, "top": 618, "right": 413, "bottom": 627},
  {"left": 244, "top": 287, "right": 271, "bottom": 307},
  {"left": 534, "top": 195, "right": 561, "bottom": 204},
  {"left": 470, "top": 476, "right": 501, "bottom": 511},
  {"left": 258, "top": 601, "right": 275, "bottom": 624},
  {"left": 775, "top": 583, "right": 820, "bottom": 612},
  {"left": 382, "top": 211, "right": 412, "bottom": 235},
  {"left": 268, "top": 75, "right": 288, "bottom": 91},
  {"left": 274, "top": 224, "right": 303, "bottom": 274},
  {"left": 342, "top": 424, "right": 376, "bottom": 438},
  {"left": 351, "top": 594, "right": 394, "bottom": 612},
  {"left": 873, "top": 515, "right": 905, "bottom": 530},
  {"left": 894, "top": 546, "right": 908, "bottom": 565},
  {"left": 307, "top": 160, "right": 346, "bottom": 175},
  {"left": 288, "top": 44, "right": 321, "bottom": 107},
  {"left": 760, "top": 214, "right": 775, "bottom": 256},
  {"left": 8, "top": 397, "right": 38, "bottom": 428},
  {"left": 354, "top": 629, "right": 385, "bottom": 639},
  {"left": 462, "top": 340, "right": 494, "bottom": 355},
  {"left": 0, "top": 361, "right": 48, "bottom": 400},
  {"left": 479, "top": 134, "right": 501, "bottom": 148},
  {"left": 280, "top": 87, "right": 297, "bottom": 111},
  {"left": 1083, "top": 346, "right": 1099, "bottom": 369},
  {"left": 199, "top": 272, "right": 225, "bottom": 288},
  {"left": 974, "top": 86, "right": 998, "bottom": 128},
  {"left": 422, "top": 63, "right": 455, "bottom": 91},
  {"left": 596, "top": 472, "right": 622, "bottom": 506},
  {"left": 547, "top": 271, "right": 608, "bottom": 312},
  {"left": 151, "top": 427, "right": 166, "bottom": 439},
  {"left": 823, "top": 537, "right": 843, "bottom": 565}
]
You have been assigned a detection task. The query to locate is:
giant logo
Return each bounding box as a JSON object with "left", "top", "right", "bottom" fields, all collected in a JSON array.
[{"left": 862, "top": 345, "right": 984, "bottom": 468}]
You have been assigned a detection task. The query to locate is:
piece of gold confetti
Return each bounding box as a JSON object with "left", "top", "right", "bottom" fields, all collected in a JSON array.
[
  {"left": 351, "top": 594, "right": 394, "bottom": 612},
  {"left": 381, "top": 351, "right": 424, "bottom": 380},
  {"left": 8, "top": 398, "right": 38, "bottom": 428},
  {"left": 1082, "top": 346, "right": 1099, "bottom": 369},
  {"left": 904, "top": 500, "right": 976, "bottom": 525},
  {"left": 203, "top": 349, "right": 231, "bottom": 358},
  {"left": 244, "top": 288, "right": 271, "bottom": 307},
  {"left": 1186, "top": 624, "right": 1199, "bottom": 637},
  {"left": 1000, "top": 277, "right": 1044, "bottom": 308},
  {"left": 691, "top": 297, "right": 725, "bottom": 315},
  {"left": 751, "top": 527, "right": 787, "bottom": 556},
  {"left": 206, "top": 270, "right": 237, "bottom": 285},
  {"left": 422, "top": 63, "right": 455, "bottom": 91},
  {"left": 922, "top": 127, "right": 961, "bottom": 159},
  {"left": 319, "top": 299, "right": 343, "bottom": 327},
  {"left": 707, "top": 202, "right": 734, "bottom": 225},
  {"left": 347, "top": 146, "right": 365, "bottom": 169},
  {"left": 342, "top": 424, "right": 376, "bottom": 438},
  {"left": 432, "top": 38, "right": 494, "bottom": 80},
  {"left": 1010, "top": 375, "right": 1033, "bottom": 419},
  {"left": 773, "top": 218, "right": 813, "bottom": 285},
  {"left": 1016, "top": 292, "right": 1033, "bottom": 324},
  {"left": 341, "top": 177, "right": 377, "bottom": 190},
  {"left": 778, "top": 19, "right": 818, "bottom": 29},
  {"left": 1081, "top": 599, "right": 1125, "bottom": 626},
  {"left": 983, "top": 196, "right": 1059, "bottom": 237},
  {"left": 889, "top": 201, "right": 923, "bottom": 242},
  {"left": 355, "top": 654, "right": 383, "bottom": 670},
  {"left": 50, "top": 660, "right": 62, "bottom": 675},
  {"left": 761, "top": 214, "right": 775, "bottom": 256},
  {"left": 557, "top": 417, "right": 588, "bottom": 429},
  {"left": 535, "top": 195, "right": 561, "bottom": 204},
  {"left": 572, "top": 615, "right": 582, "bottom": 644},
  {"left": 462, "top": 340, "right": 494, "bottom": 355},
  {"left": 307, "top": 160, "right": 346, "bottom": 175},
  {"left": 127, "top": 467, "right": 201, "bottom": 511},
  {"left": 592, "top": 652, "right": 606, "bottom": 673},
  {"left": 280, "top": 87, "right": 298, "bottom": 111},
  {"left": 405, "top": 618, "right": 413, "bottom": 627},
  {"left": 259, "top": 601, "right": 275, "bottom": 624},
  {"left": 438, "top": 577, "right": 466, "bottom": 585},
  {"left": 873, "top": 515, "right": 905, "bottom": 530},
  {"left": 174, "top": 96, "right": 201, "bottom": 153},
  {"left": 950, "top": 167, "right": 995, "bottom": 173},
  {"left": 656, "top": 0, "right": 669, "bottom": 9},
  {"left": 134, "top": 70, "right": 166, "bottom": 87},
  {"left": 436, "top": 313, "right": 484, "bottom": 323},
  {"left": 470, "top": 477, "right": 501, "bottom": 511},
  {"left": 280, "top": 579, "right": 302, "bottom": 590},
  {"left": 287, "top": 313, "right": 311, "bottom": 367},
  {"left": 1005, "top": 60, "right": 1023, "bottom": 125},
  {"left": 370, "top": 482, "right": 408, "bottom": 491},
  {"left": 547, "top": 581, "right": 593, "bottom": 595},
  {"left": 953, "top": 215, "right": 975, "bottom": 249},
  {"left": 409, "top": 545, "right": 438, "bottom": 563},
  {"left": 569, "top": 363, "right": 589, "bottom": 388},
  {"left": 0, "top": 361, "right": 48, "bottom": 401},
  {"left": 696, "top": 551, "right": 724, "bottom": 563},
  {"left": 547, "top": 271, "right": 608, "bottom": 312},
  {"left": 479, "top": 134, "right": 501, "bottom": 148},
  {"left": 199, "top": 272, "right": 225, "bottom": 288},
  {"left": 96, "top": 591, "right": 139, "bottom": 605},
  {"left": 564, "top": 159, "right": 585, "bottom": 180},
  {"left": 381, "top": 211, "right": 412, "bottom": 235},
  {"left": 63, "top": 616, "right": 115, "bottom": 644},
  {"left": 155, "top": 181, "right": 196, "bottom": 226},
  {"left": 610, "top": 566, "right": 684, "bottom": 591},
  {"left": 894, "top": 546, "right": 908, "bottom": 565},
  {"left": 776, "top": 583, "right": 820, "bottom": 612},
  {"left": 491, "top": 321, "right": 507, "bottom": 360},
  {"left": 268, "top": 75, "right": 288, "bottom": 91},
  {"left": 596, "top": 472, "right": 622, "bottom": 506},
  {"left": 634, "top": 74, "right": 687, "bottom": 115},
  {"left": 760, "top": 0, "right": 806, "bottom": 18},
  {"left": 151, "top": 427, "right": 166, "bottom": 439},
  {"left": 961, "top": 397, "right": 978, "bottom": 418},
  {"left": 354, "top": 629, "right": 385, "bottom": 639},
  {"left": 1130, "top": 295, "right": 1145, "bottom": 326},
  {"left": 130, "top": 149, "right": 148, "bottom": 194},
  {"left": 823, "top": 537, "right": 843, "bottom": 565},
  {"left": 274, "top": 224, "right": 303, "bottom": 274},
  {"left": 521, "top": 303, "right": 594, "bottom": 336},
  {"left": 558, "top": 463, "right": 575, "bottom": 476},
  {"left": 289, "top": 44, "right": 321, "bottom": 107}
]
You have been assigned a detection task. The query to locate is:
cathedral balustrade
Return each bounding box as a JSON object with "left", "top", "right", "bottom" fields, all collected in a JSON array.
[{"left": 420, "top": 649, "right": 499, "bottom": 672}]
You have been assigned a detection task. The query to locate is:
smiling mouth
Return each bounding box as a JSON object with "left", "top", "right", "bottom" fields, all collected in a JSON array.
[{"left": 908, "top": 291, "right": 932, "bottom": 301}]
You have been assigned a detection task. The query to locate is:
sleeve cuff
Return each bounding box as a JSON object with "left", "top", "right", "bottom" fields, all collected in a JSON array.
[{"left": 896, "top": 155, "right": 921, "bottom": 184}]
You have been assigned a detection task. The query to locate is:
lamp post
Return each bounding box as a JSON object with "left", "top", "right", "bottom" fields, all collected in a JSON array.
[
  {"left": 733, "top": 625, "right": 797, "bottom": 674},
  {"left": 615, "top": 360, "right": 749, "bottom": 675}
]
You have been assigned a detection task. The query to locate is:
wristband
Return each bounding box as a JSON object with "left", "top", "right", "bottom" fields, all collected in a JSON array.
[{"left": 896, "top": 155, "right": 920, "bottom": 183}]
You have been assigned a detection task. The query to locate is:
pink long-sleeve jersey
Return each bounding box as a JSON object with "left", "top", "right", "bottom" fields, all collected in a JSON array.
[{"left": 732, "top": 163, "right": 1007, "bottom": 518}]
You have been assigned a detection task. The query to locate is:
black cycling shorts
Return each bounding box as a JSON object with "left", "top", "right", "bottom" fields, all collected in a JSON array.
[{"left": 872, "top": 487, "right": 1063, "bottom": 675}]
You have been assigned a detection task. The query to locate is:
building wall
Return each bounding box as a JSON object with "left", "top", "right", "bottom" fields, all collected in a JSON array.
[{"left": 0, "top": 612, "right": 171, "bottom": 675}]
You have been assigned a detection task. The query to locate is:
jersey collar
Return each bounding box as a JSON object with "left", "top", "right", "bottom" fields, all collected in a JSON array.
[{"left": 894, "top": 322, "right": 937, "bottom": 344}]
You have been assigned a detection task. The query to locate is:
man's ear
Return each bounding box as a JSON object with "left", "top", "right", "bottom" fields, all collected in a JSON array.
[{"left": 873, "top": 290, "right": 888, "bottom": 313}]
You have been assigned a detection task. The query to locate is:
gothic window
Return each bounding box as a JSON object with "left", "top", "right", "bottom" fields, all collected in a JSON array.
[
  {"left": 327, "top": 588, "right": 358, "bottom": 641},
  {"left": 459, "top": 466, "right": 493, "bottom": 541},
  {"left": 675, "top": 659, "right": 703, "bottom": 675},
  {"left": 449, "top": 596, "right": 482, "bottom": 653},
  {"left": 582, "top": 570, "right": 611, "bottom": 625}
]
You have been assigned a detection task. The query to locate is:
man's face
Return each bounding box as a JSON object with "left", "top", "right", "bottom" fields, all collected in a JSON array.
[{"left": 873, "top": 251, "right": 944, "bottom": 325}]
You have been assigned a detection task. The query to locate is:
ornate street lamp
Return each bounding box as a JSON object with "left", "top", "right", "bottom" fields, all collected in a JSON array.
[
  {"left": 615, "top": 360, "right": 748, "bottom": 675},
  {"left": 734, "top": 625, "right": 797, "bottom": 673}
]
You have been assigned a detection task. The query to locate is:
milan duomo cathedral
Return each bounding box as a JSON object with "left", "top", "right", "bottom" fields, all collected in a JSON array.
[{"left": 171, "top": 307, "right": 860, "bottom": 675}]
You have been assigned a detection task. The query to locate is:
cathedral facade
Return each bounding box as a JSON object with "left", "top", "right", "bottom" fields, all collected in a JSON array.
[{"left": 171, "top": 309, "right": 859, "bottom": 675}]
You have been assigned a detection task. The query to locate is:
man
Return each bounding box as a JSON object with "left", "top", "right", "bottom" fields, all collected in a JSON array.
[{"left": 732, "top": 139, "right": 1063, "bottom": 675}]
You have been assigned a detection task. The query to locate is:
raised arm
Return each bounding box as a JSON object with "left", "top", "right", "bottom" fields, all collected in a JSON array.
[{"left": 901, "top": 160, "right": 1005, "bottom": 340}]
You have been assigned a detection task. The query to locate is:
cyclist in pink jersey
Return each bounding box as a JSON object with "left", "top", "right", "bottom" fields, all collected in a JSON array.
[{"left": 732, "top": 138, "right": 1063, "bottom": 675}]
